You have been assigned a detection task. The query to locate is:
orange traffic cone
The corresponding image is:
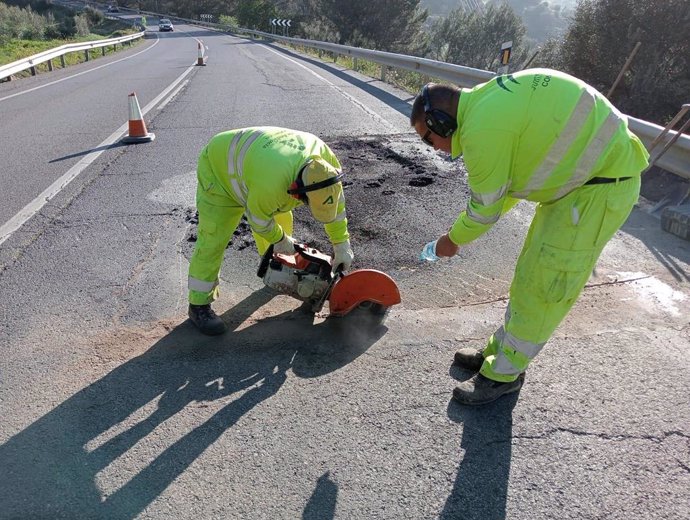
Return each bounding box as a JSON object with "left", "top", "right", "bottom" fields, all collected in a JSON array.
[
  {"left": 196, "top": 41, "right": 206, "bottom": 66},
  {"left": 121, "top": 92, "right": 155, "bottom": 144}
]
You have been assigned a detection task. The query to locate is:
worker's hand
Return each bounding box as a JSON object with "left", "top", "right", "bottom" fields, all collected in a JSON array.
[
  {"left": 273, "top": 233, "right": 297, "bottom": 255},
  {"left": 435, "top": 233, "right": 460, "bottom": 257},
  {"left": 332, "top": 240, "right": 354, "bottom": 274}
]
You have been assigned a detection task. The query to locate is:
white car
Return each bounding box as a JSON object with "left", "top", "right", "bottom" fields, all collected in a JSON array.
[{"left": 159, "top": 19, "right": 174, "bottom": 32}]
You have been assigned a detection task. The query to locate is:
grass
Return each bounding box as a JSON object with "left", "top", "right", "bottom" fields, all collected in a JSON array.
[{"left": 0, "top": 16, "right": 142, "bottom": 78}]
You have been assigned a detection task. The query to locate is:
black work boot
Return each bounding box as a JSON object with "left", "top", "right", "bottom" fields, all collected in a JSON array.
[
  {"left": 452, "top": 373, "right": 525, "bottom": 406},
  {"left": 188, "top": 304, "right": 227, "bottom": 336},
  {"left": 453, "top": 348, "right": 485, "bottom": 371}
]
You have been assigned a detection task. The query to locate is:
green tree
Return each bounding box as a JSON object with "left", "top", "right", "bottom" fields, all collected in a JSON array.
[
  {"left": 234, "top": 0, "right": 276, "bottom": 30},
  {"left": 317, "top": 0, "right": 428, "bottom": 53},
  {"left": 428, "top": 3, "right": 529, "bottom": 70},
  {"left": 543, "top": 0, "right": 690, "bottom": 125}
]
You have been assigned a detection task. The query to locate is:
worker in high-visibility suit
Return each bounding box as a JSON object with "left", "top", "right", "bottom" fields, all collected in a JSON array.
[
  {"left": 411, "top": 69, "right": 649, "bottom": 405},
  {"left": 187, "top": 127, "right": 353, "bottom": 335}
]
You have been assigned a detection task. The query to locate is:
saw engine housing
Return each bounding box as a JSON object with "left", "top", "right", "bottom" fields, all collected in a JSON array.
[
  {"left": 258, "top": 245, "right": 333, "bottom": 308},
  {"left": 257, "top": 244, "right": 401, "bottom": 318}
]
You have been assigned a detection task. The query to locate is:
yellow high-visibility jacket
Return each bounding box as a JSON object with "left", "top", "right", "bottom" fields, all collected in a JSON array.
[
  {"left": 449, "top": 68, "right": 649, "bottom": 245},
  {"left": 205, "top": 127, "right": 349, "bottom": 245}
]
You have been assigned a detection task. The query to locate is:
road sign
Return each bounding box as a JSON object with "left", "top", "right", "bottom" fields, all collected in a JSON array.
[
  {"left": 498, "top": 40, "right": 512, "bottom": 74},
  {"left": 270, "top": 18, "right": 292, "bottom": 35}
]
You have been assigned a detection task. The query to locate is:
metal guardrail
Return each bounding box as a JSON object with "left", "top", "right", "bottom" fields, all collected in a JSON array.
[{"left": 0, "top": 32, "right": 144, "bottom": 81}]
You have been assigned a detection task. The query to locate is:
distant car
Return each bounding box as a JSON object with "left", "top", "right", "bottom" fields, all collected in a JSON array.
[
  {"left": 159, "top": 19, "right": 174, "bottom": 32},
  {"left": 107, "top": 5, "right": 119, "bottom": 12}
]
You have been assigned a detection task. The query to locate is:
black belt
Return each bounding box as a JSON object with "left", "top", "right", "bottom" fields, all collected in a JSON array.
[{"left": 584, "top": 176, "right": 631, "bottom": 185}]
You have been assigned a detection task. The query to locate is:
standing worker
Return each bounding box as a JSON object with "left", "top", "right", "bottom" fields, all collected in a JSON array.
[
  {"left": 188, "top": 127, "right": 353, "bottom": 335},
  {"left": 411, "top": 68, "right": 649, "bottom": 405}
]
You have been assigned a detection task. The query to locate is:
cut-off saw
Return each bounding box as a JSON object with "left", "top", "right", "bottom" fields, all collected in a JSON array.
[{"left": 257, "top": 243, "right": 401, "bottom": 326}]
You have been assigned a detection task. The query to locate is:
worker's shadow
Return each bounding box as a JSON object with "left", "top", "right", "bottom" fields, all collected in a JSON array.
[
  {"left": 0, "top": 287, "right": 385, "bottom": 520},
  {"left": 438, "top": 367, "right": 519, "bottom": 520}
]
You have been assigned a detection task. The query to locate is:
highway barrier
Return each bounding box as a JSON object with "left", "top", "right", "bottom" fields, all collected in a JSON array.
[{"left": 0, "top": 32, "right": 145, "bottom": 82}]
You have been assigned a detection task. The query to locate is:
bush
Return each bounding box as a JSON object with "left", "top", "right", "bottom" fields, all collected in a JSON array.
[
  {"left": 74, "top": 13, "right": 90, "bottom": 37},
  {"left": 84, "top": 6, "right": 104, "bottom": 26}
]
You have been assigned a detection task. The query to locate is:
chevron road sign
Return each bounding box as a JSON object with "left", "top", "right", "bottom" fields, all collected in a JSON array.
[{"left": 270, "top": 18, "right": 292, "bottom": 35}]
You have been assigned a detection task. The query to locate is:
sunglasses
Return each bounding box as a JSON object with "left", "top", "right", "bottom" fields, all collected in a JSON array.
[{"left": 421, "top": 129, "right": 434, "bottom": 146}]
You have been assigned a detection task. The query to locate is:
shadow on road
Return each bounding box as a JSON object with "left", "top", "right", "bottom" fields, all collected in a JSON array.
[
  {"left": 621, "top": 208, "right": 690, "bottom": 283},
  {"left": 302, "top": 471, "right": 338, "bottom": 520},
  {"left": 0, "top": 288, "right": 384, "bottom": 519},
  {"left": 440, "top": 382, "right": 519, "bottom": 520}
]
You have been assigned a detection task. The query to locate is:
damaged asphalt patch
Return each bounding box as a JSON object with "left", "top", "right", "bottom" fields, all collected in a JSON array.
[{"left": 183, "top": 133, "right": 471, "bottom": 275}]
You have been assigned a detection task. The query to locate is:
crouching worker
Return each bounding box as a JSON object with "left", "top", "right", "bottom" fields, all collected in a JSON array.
[{"left": 188, "top": 127, "right": 353, "bottom": 335}]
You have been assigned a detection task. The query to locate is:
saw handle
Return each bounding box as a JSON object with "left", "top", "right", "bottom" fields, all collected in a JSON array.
[{"left": 256, "top": 244, "right": 275, "bottom": 278}]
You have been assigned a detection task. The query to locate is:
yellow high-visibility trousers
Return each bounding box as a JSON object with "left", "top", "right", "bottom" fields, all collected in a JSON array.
[
  {"left": 481, "top": 176, "right": 641, "bottom": 382},
  {"left": 188, "top": 149, "right": 293, "bottom": 305}
]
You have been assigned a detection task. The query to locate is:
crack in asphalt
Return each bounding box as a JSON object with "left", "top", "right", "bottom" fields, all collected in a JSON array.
[{"left": 514, "top": 427, "right": 690, "bottom": 443}]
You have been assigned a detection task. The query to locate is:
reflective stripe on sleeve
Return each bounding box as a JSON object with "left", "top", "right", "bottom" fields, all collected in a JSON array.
[
  {"left": 188, "top": 276, "right": 218, "bottom": 293},
  {"left": 471, "top": 184, "right": 508, "bottom": 206},
  {"left": 466, "top": 205, "right": 500, "bottom": 225},
  {"left": 246, "top": 211, "right": 275, "bottom": 235}
]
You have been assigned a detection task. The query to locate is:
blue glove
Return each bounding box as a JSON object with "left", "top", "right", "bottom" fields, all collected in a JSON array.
[{"left": 420, "top": 240, "right": 440, "bottom": 262}]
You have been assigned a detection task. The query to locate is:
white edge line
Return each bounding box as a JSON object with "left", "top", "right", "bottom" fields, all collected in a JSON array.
[
  {"left": 0, "top": 60, "right": 198, "bottom": 246},
  {"left": 158, "top": 79, "right": 189, "bottom": 110},
  {"left": 260, "top": 43, "right": 396, "bottom": 132}
]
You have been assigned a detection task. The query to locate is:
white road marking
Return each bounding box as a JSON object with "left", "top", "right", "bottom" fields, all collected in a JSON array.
[{"left": 259, "top": 43, "right": 397, "bottom": 132}]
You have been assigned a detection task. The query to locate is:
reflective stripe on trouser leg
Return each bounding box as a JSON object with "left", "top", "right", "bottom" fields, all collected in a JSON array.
[
  {"left": 253, "top": 211, "right": 294, "bottom": 256},
  {"left": 481, "top": 175, "right": 641, "bottom": 382},
  {"left": 188, "top": 153, "right": 245, "bottom": 305}
]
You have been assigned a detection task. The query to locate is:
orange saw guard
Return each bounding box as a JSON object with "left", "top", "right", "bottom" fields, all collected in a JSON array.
[{"left": 328, "top": 269, "right": 401, "bottom": 316}]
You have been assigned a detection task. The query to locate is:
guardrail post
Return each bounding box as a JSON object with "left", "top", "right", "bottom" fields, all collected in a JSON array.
[
  {"left": 84, "top": 49, "right": 90, "bottom": 61},
  {"left": 318, "top": 49, "right": 322, "bottom": 59},
  {"left": 30, "top": 65, "right": 37, "bottom": 76},
  {"left": 102, "top": 47, "right": 106, "bottom": 57},
  {"left": 381, "top": 65, "right": 388, "bottom": 82},
  {"left": 353, "top": 57, "right": 358, "bottom": 71},
  {"left": 60, "top": 55, "right": 66, "bottom": 68},
  {"left": 47, "top": 59, "right": 53, "bottom": 72},
  {"left": 646, "top": 104, "right": 690, "bottom": 170}
]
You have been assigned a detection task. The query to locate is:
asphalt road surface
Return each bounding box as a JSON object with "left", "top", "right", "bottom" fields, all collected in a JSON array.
[{"left": 0, "top": 24, "right": 688, "bottom": 520}]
